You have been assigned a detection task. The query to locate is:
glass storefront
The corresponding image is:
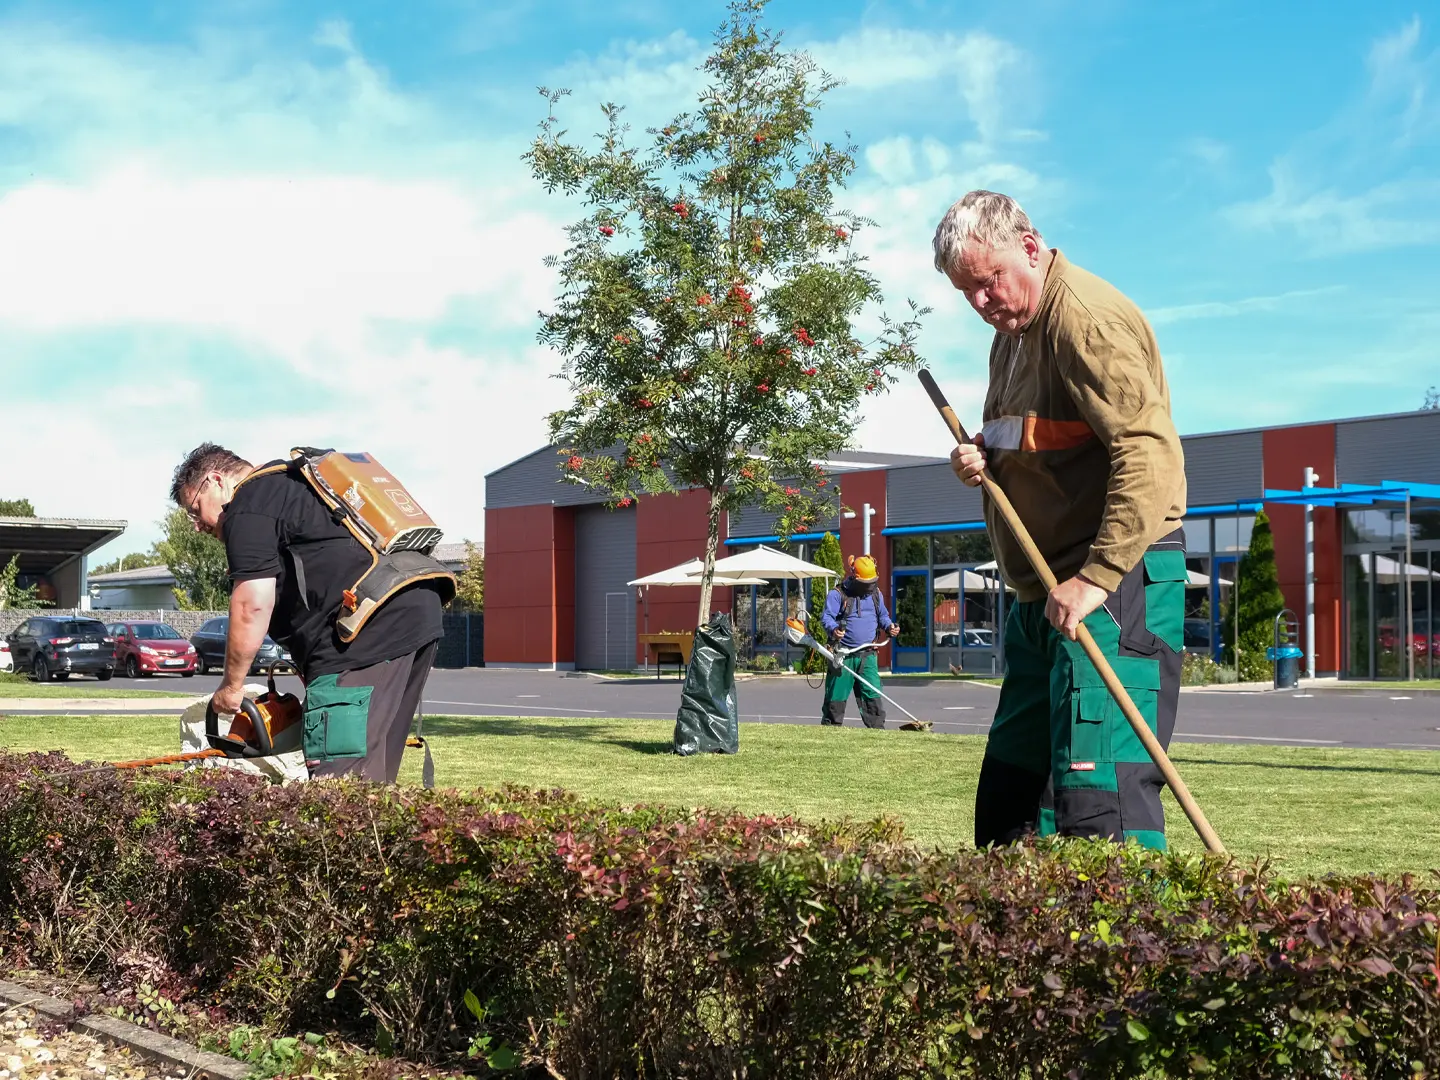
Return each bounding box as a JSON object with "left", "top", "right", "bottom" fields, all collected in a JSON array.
[
  {"left": 887, "top": 529, "right": 1002, "bottom": 673},
  {"left": 1343, "top": 542, "right": 1439, "bottom": 680},
  {"left": 1176, "top": 513, "right": 1255, "bottom": 661},
  {"left": 1342, "top": 508, "right": 1440, "bottom": 680}
]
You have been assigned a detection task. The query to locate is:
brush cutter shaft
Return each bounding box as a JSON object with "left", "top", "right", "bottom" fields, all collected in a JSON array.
[
  {"left": 917, "top": 369, "right": 1225, "bottom": 856},
  {"left": 785, "top": 616, "right": 928, "bottom": 728}
]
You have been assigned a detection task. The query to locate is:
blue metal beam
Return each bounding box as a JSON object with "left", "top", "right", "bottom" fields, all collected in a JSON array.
[
  {"left": 1382, "top": 480, "right": 1440, "bottom": 499},
  {"left": 723, "top": 532, "right": 825, "bottom": 547},
  {"left": 880, "top": 521, "right": 988, "bottom": 536},
  {"left": 1184, "top": 501, "right": 1264, "bottom": 517}
]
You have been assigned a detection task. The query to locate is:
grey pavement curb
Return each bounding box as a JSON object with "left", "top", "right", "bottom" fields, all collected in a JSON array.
[
  {"left": 0, "top": 979, "right": 77, "bottom": 1025},
  {"left": 0, "top": 979, "right": 250, "bottom": 1080}
]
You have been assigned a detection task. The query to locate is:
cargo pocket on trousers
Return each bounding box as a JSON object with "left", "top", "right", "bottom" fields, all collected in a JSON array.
[
  {"left": 1141, "top": 549, "right": 1189, "bottom": 653},
  {"left": 1073, "top": 655, "right": 1162, "bottom": 766},
  {"left": 302, "top": 674, "right": 374, "bottom": 760}
]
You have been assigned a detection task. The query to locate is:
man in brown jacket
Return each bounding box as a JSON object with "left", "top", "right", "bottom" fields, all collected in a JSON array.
[{"left": 934, "top": 190, "right": 1188, "bottom": 852}]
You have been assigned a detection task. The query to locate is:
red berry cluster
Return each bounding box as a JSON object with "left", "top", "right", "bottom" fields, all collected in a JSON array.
[
  {"left": 672, "top": 201, "right": 689, "bottom": 219},
  {"left": 599, "top": 225, "right": 615, "bottom": 237},
  {"left": 794, "top": 327, "right": 816, "bottom": 347}
]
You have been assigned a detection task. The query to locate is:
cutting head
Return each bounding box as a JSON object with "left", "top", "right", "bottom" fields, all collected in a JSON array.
[{"left": 784, "top": 614, "right": 812, "bottom": 648}]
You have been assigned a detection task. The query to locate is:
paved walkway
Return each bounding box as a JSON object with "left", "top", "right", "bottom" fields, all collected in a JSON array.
[{"left": 5, "top": 669, "right": 1440, "bottom": 750}]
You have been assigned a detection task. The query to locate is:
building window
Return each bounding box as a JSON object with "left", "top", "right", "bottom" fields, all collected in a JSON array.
[
  {"left": 933, "top": 531, "right": 993, "bottom": 565},
  {"left": 893, "top": 536, "right": 928, "bottom": 567}
]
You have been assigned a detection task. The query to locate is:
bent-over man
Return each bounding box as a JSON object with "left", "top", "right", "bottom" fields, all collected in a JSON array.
[
  {"left": 934, "top": 190, "right": 1188, "bottom": 851},
  {"left": 171, "top": 443, "right": 445, "bottom": 782}
]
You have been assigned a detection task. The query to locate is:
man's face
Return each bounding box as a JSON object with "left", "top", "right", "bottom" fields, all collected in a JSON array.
[
  {"left": 181, "top": 471, "right": 235, "bottom": 539},
  {"left": 943, "top": 233, "right": 1048, "bottom": 337}
]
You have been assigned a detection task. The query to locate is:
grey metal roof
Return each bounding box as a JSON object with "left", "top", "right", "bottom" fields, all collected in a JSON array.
[
  {"left": 88, "top": 564, "right": 175, "bottom": 586},
  {"left": 0, "top": 517, "right": 129, "bottom": 575}
]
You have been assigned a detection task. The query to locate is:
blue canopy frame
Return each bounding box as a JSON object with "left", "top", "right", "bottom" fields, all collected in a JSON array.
[{"left": 1261, "top": 480, "right": 1440, "bottom": 507}]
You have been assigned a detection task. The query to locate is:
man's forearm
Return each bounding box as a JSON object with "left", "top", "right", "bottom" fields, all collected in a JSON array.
[{"left": 223, "top": 579, "right": 275, "bottom": 691}]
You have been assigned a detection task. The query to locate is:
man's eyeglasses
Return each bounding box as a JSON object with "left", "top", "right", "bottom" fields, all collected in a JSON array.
[{"left": 185, "top": 476, "right": 213, "bottom": 522}]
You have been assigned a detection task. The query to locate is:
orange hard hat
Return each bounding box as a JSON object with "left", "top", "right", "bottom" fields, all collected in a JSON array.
[{"left": 852, "top": 555, "right": 878, "bottom": 582}]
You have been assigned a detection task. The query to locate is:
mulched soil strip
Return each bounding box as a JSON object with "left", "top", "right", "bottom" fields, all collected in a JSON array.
[{"left": 0, "top": 982, "right": 247, "bottom": 1080}]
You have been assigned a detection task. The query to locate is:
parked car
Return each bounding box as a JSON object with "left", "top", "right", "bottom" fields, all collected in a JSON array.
[
  {"left": 1183, "top": 619, "right": 1211, "bottom": 648},
  {"left": 106, "top": 620, "right": 198, "bottom": 679},
  {"left": 0, "top": 638, "right": 12, "bottom": 672},
  {"left": 935, "top": 629, "right": 997, "bottom": 649},
  {"left": 4, "top": 616, "right": 115, "bottom": 681},
  {"left": 188, "top": 617, "right": 294, "bottom": 675}
]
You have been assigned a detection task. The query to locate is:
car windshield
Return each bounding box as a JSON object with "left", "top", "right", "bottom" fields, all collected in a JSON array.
[
  {"left": 133, "top": 624, "right": 181, "bottom": 640},
  {"left": 55, "top": 620, "right": 107, "bottom": 636}
]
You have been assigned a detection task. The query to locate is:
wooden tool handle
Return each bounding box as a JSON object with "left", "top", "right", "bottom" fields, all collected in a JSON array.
[{"left": 918, "top": 368, "right": 1225, "bottom": 855}]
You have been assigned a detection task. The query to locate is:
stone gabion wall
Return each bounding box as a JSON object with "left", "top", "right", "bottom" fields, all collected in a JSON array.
[{"left": 0, "top": 609, "right": 227, "bottom": 637}]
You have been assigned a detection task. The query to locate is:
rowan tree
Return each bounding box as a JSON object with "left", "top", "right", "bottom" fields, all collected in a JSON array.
[{"left": 526, "top": 0, "right": 926, "bottom": 625}]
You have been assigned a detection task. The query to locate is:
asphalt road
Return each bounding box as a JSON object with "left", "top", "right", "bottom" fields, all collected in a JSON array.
[{"left": 14, "top": 668, "right": 1440, "bottom": 751}]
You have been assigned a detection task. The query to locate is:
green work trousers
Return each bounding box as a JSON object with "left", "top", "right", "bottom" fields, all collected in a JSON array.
[
  {"left": 975, "top": 535, "right": 1188, "bottom": 851},
  {"left": 822, "top": 651, "right": 886, "bottom": 728}
]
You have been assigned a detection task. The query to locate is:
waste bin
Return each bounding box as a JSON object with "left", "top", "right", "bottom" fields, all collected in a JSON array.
[{"left": 1267, "top": 645, "right": 1303, "bottom": 690}]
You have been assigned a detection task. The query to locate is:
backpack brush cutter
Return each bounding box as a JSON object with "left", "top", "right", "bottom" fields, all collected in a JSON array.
[{"left": 784, "top": 612, "right": 932, "bottom": 731}]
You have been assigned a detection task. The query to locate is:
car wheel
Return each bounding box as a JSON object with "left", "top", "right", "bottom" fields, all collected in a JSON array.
[
  {"left": 125, "top": 655, "right": 142, "bottom": 679},
  {"left": 97, "top": 669, "right": 113, "bottom": 682},
  {"left": 55, "top": 672, "right": 70, "bottom": 680},
  {"left": 181, "top": 671, "right": 195, "bottom": 678},
  {"left": 196, "top": 654, "right": 209, "bottom": 675},
  {"left": 32, "top": 655, "right": 51, "bottom": 682}
]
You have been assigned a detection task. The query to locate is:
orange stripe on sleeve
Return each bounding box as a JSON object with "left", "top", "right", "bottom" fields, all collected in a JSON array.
[{"left": 1020, "top": 416, "right": 1096, "bottom": 451}]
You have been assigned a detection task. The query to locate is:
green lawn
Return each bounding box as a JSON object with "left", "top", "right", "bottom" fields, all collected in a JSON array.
[
  {"left": 0, "top": 679, "right": 195, "bottom": 699},
  {"left": 4, "top": 713, "right": 1438, "bottom": 881}
]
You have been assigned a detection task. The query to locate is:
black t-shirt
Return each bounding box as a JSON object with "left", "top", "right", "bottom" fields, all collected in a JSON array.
[{"left": 221, "top": 464, "right": 444, "bottom": 682}]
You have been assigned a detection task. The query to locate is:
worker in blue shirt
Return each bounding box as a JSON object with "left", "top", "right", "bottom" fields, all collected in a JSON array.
[{"left": 819, "top": 555, "right": 900, "bottom": 727}]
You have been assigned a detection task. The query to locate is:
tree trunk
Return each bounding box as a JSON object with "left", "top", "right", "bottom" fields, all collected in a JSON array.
[{"left": 696, "top": 487, "right": 724, "bottom": 628}]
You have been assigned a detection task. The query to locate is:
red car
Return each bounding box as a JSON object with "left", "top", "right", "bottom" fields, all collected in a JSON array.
[{"left": 106, "top": 620, "right": 198, "bottom": 679}]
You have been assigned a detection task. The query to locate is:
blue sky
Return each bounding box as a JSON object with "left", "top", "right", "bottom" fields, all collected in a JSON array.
[{"left": 3, "top": 0, "right": 1436, "bottom": 564}]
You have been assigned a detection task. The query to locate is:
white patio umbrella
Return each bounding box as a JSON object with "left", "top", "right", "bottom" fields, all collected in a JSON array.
[
  {"left": 932, "top": 568, "right": 999, "bottom": 592},
  {"left": 698, "top": 544, "right": 839, "bottom": 581},
  {"left": 628, "top": 558, "right": 767, "bottom": 588},
  {"left": 1373, "top": 554, "right": 1440, "bottom": 582},
  {"left": 628, "top": 559, "right": 768, "bottom": 659}
]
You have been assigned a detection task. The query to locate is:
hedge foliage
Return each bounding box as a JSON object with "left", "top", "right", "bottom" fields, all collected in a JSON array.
[{"left": 1, "top": 750, "right": 1437, "bottom": 1078}]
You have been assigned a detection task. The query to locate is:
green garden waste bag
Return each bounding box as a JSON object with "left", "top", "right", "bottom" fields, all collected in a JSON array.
[{"left": 673, "top": 612, "right": 739, "bottom": 755}]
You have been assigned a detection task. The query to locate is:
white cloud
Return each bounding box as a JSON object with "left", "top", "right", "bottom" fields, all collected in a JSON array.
[
  {"left": 1226, "top": 164, "right": 1440, "bottom": 254},
  {"left": 0, "top": 167, "right": 560, "bottom": 350},
  {"left": 1148, "top": 285, "right": 1346, "bottom": 326},
  {"left": 854, "top": 376, "right": 988, "bottom": 460},
  {"left": 0, "top": 10, "right": 1048, "bottom": 566},
  {"left": 1181, "top": 136, "right": 1229, "bottom": 169},
  {"left": 1225, "top": 18, "right": 1440, "bottom": 254},
  {"left": 0, "top": 15, "right": 574, "bottom": 560}
]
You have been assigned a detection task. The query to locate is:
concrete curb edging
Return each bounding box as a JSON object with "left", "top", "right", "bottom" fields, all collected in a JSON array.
[{"left": 0, "top": 979, "right": 251, "bottom": 1080}]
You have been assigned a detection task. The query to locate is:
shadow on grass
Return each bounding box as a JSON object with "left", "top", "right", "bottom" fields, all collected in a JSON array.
[
  {"left": 1173, "top": 756, "right": 1440, "bottom": 778},
  {"left": 422, "top": 716, "right": 615, "bottom": 740},
  {"left": 600, "top": 737, "right": 679, "bottom": 756},
  {"left": 419, "top": 716, "right": 713, "bottom": 758}
]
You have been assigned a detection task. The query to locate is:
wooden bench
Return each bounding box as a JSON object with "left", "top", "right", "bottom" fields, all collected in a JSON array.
[{"left": 638, "top": 632, "right": 695, "bottom": 679}]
